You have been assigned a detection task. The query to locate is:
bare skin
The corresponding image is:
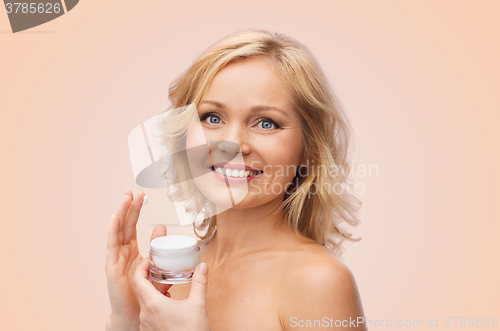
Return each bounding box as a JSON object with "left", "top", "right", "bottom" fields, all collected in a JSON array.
[
  {"left": 106, "top": 57, "right": 367, "bottom": 330},
  {"left": 171, "top": 57, "right": 367, "bottom": 330},
  {"left": 106, "top": 191, "right": 366, "bottom": 331},
  {"left": 168, "top": 224, "right": 366, "bottom": 331},
  {"left": 105, "top": 191, "right": 171, "bottom": 331}
]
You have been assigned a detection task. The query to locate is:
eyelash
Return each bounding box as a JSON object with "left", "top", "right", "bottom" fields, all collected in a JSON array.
[{"left": 199, "top": 112, "right": 281, "bottom": 130}]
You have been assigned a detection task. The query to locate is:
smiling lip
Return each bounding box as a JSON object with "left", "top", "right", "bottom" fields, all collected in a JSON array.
[
  {"left": 211, "top": 163, "right": 261, "bottom": 172},
  {"left": 210, "top": 169, "right": 262, "bottom": 184},
  {"left": 208, "top": 163, "right": 263, "bottom": 184}
]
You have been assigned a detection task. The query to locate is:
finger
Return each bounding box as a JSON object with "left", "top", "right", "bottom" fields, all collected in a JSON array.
[
  {"left": 133, "top": 258, "right": 164, "bottom": 304},
  {"left": 150, "top": 224, "right": 167, "bottom": 242},
  {"left": 188, "top": 262, "right": 209, "bottom": 304},
  {"left": 106, "top": 192, "right": 133, "bottom": 267},
  {"left": 123, "top": 191, "right": 144, "bottom": 245},
  {"left": 125, "top": 189, "right": 133, "bottom": 200},
  {"left": 105, "top": 214, "right": 120, "bottom": 267},
  {"left": 116, "top": 194, "right": 132, "bottom": 244}
]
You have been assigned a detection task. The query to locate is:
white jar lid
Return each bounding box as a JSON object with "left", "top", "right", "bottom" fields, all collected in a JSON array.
[{"left": 150, "top": 235, "right": 198, "bottom": 255}]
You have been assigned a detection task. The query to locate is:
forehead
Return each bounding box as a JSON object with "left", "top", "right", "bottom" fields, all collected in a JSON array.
[{"left": 201, "top": 57, "right": 294, "bottom": 112}]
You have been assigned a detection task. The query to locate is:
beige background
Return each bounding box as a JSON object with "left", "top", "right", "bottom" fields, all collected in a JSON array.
[{"left": 1, "top": 0, "right": 499, "bottom": 330}]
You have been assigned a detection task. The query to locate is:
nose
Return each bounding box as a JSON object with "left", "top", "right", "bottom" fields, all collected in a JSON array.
[
  {"left": 209, "top": 140, "right": 242, "bottom": 165},
  {"left": 217, "top": 140, "right": 241, "bottom": 155},
  {"left": 211, "top": 126, "right": 250, "bottom": 158}
]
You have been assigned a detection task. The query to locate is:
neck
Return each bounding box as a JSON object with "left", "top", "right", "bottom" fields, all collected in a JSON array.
[{"left": 205, "top": 196, "right": 291, "bottom": 265}]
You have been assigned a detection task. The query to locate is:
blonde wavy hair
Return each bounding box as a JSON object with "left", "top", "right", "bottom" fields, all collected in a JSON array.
[{"left": 159, "top": 29, "right": 362, "bottom": 256}]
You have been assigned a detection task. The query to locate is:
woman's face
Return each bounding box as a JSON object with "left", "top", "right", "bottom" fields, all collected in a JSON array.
[{"left": 185, "top": 57, "right": 305, "bottom": 209}]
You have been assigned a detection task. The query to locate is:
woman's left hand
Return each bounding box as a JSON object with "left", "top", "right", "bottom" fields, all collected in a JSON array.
[{"left": 133, "top": 258, "right": 211, "bottom": 331}]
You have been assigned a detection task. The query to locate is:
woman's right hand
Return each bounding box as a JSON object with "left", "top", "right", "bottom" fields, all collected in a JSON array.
[{"left": 105, "top": 190, "right": 172, "bottom": 331}]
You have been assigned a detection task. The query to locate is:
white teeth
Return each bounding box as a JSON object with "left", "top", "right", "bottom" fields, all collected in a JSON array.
[{"left": 212, "top": 166, "right": 261, "bottom": 178}]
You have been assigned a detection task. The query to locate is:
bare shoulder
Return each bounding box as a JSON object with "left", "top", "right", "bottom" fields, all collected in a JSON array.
[
  {"left": 277, "top": 242, "right": 367, "bottom": 330},
  {"left": 279, "top": 242, "right": 354, "bottom": 293}
]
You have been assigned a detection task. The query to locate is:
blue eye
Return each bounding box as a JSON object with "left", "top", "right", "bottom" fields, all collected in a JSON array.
[
  {"left": 200, "top": 113, "right": 221, "bottom": 125},
  {"left": 200, "top": 112, "right": 280, "bottom": 130},
  {"left": 261, "top": 120, "right": 273, "bottom": 129},
  {"left": 258, "top": 119, "right": 279, "bottom": 130},
  {"left": 208, "top": 115, "right": 220, "bottom": 124}
]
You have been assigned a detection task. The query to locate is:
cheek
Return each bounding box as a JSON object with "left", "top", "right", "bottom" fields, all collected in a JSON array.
[
  {"left": 257, "top": 137, "right": 302, "bottom": 180},
  {"left": 185, "top": 129, "right": 211, "bottom": 174},
  {"left": 186, "top": 126, "right": 207, "bottom": 149}
]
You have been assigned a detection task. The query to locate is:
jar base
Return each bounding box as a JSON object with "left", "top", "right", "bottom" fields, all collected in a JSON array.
[{"left": 149, "top": 265, "right": 196, "bottom": 284}]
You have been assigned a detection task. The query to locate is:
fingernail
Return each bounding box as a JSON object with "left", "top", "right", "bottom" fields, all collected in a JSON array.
[
  {"left": 143, "top": 196, "right": 148, "bottom": 205},
  {"left": 198, "top": 262, "right": 208, "bottom": 276}
]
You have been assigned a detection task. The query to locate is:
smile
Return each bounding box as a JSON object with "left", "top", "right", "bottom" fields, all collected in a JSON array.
[
  {"left": 208, "top": 165, "right": 263, "bottom": 184},
  {"left": 211, "top": 166, "right": 263, "bottom": 178}
]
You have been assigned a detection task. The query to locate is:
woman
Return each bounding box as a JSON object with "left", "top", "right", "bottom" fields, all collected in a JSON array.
[{"left": 106, "top": 29, "right": 366, "bottom": 330}]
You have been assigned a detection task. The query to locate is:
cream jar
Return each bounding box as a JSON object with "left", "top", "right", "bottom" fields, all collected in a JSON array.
[{"left": 148, "top": 235, "right": 200, "bottom": 284}]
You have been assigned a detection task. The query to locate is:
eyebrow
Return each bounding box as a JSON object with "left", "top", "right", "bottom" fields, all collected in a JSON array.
[{"left": 199, "top": 100, "right": 287, "bottom": 116}]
